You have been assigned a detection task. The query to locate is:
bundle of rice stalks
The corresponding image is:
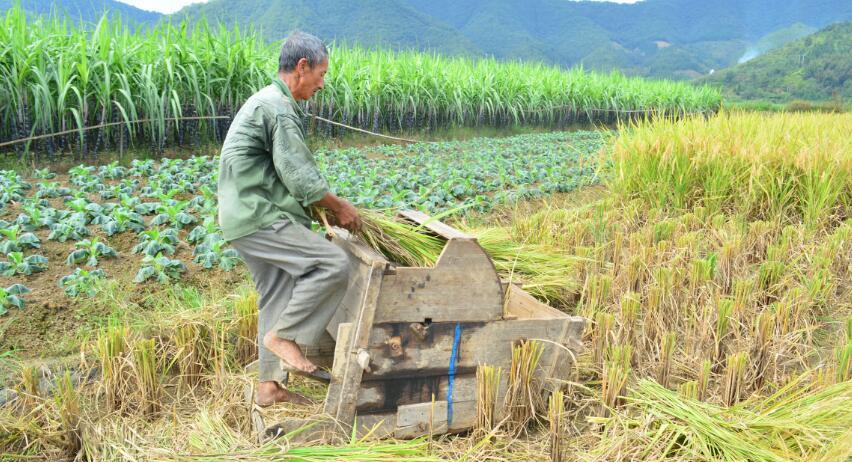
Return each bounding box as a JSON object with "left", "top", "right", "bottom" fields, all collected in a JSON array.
[
  {"left": 471, "top": 227, "right": 582, "bottom": 305},
  {"left": 160, "top": 410, "right": 440, "bottom": 461},
  {"left": 585, "top": 376, "right": 852, "bottom": 462},
  {"left": 354, "top": 209, "right": 444, "bottom": 267},
  {"left": 353, "top": 210, "right": 581, "bottom": 306}
]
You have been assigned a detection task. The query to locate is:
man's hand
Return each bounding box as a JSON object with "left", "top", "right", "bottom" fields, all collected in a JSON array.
[
  {"left": 314, "top": 192, "right": 362, "bottom": 233},
  {"left": 333, "top": 199, "right": 362, "bottom": 232}
]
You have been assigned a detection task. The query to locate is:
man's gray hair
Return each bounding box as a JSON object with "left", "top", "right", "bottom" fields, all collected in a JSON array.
[{"left": 278, "top": 31, "right": 328, "bottom": 73}]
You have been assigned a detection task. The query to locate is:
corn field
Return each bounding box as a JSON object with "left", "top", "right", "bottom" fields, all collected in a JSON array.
[{"left": 0, "top": 6, "right": 722, "bottom": 161}]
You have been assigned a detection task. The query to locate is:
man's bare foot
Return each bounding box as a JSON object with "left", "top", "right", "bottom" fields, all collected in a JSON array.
[
  {"left": 262, "top": 331, "right": 317, "bottom": 373},
  {"left": 256, "top": 381, "right": 312, "bottom": 407}
]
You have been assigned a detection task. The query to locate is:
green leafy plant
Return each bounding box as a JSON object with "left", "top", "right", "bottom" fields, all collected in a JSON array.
[
  {"left": 98, "top": 161, "right": 127, "bottom": 179},
  {"left": 132, "top": 228, "right": 180, "bottom": 256},
  {"left": 0, "top": 225, "right": 41, "bottom": 254},
  {"left": 47, "top": 221, "right": 90, "bottom": 242},
  {"left": 0, "top": 252, "right": 48, "bottom": 276},
  {"left": 100, "top": 207, "right": 146, "bottom": 236},
  {"left": 32, "top": 168, "right": 56, "bottom": 180},
  {"left": 134, "top": 254, "right": 186, "bottom": 283},
  {"left": 66, "top": 238, "right": 117, "bottom": 267},
  {"left": 0, "top": 284, "right": 30, "bottom": 315},
  {"left": 186, "top": 216, "right": 220, "bottom": 244},
  {"left": 193, "top": 238, "right": 241, "bottom": 271},
  {"left": 150, "top": 200, "right": 197, "bottom": 228},
  {"left": 59, "top": 268, "right": 106, "bottom": 297}
]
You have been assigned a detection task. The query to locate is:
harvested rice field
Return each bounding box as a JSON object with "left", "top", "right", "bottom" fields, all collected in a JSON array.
[{"left": 2, "top": 110, "right": 849, "bottom": 461}]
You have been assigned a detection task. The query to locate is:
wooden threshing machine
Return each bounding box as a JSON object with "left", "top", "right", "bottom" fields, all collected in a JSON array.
[{"left": 254, "top": 211, "right": 585, "bottom": 440}]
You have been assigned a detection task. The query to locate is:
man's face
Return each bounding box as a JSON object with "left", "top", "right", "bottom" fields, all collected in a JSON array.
[{"left": 292, "top": 58, "right": 327, "bottom": 101}]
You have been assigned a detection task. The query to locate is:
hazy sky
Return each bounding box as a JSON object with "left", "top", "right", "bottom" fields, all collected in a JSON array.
[{"left": 117, "top": 0, "right": 641, "bottom": 14}]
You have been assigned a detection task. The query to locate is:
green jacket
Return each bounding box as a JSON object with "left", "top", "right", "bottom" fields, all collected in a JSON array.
[{"left": 217, "top": 79, "right": 329, "bottom": 241}]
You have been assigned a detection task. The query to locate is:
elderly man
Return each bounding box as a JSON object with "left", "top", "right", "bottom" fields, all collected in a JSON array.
[{"left": 218, "top": 31, "right": 362, "bottom": 406}]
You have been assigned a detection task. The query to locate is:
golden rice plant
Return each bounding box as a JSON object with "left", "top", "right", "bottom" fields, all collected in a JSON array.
[
  {"left": 504, "top": 340, "right": 545, "bottom": 434},
  {"left": 173, "top": 320, "right": 212, "bottom": 389},
  {"left": 233, "top": 291, "right": 259, "bottom": 367},
  {"left": 714, "top": 299, "right": 734, "bottom": 361},
  {"left": 612, "top": 111, "right": 851, "bottom": 230},
  {"left": 96, "top": 320, "right": 130, "bottom": 412},
  {"left": 53, "top": 371, "right": 82, "bottom": 456},
  {"left": 697, "top": 359, "right": 712, "bottom": 402},
  {"left": 657, "top": 331, "right": 677, "bottom": 388},
  {"left": 592, "top": 312, "right": 615, "bottom": 367},
  {"left": 722, "top": 351, "right": 749, "bottom": 406},
  {"left": 548, "top": 389, "right": 565, "bottom": 462},
  {"left": 475, "top": 363, "right": 503, "bottom": 436},
  {"left": 131, "top": 338, "right": 162, "bottom": 417},
  {"left": 601, "top": 345, "right": 632, "bottom": 413}
]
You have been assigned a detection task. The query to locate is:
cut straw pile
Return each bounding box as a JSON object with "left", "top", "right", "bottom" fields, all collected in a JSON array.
[
  {"left": 584, "top": 377, "right": 852, "bottom": 462},
  {"left": 354, "top": 210, "right": 580, "bottom": 306}
]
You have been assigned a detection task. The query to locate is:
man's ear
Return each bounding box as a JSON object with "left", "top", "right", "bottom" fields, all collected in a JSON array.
[{"left": 297, "top": 58, "right": 309, "bottom": 75}]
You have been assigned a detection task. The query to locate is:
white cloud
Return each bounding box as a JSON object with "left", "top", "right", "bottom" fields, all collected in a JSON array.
[{"left": 115, "top": 0, "right": 210, "bottom": 14}]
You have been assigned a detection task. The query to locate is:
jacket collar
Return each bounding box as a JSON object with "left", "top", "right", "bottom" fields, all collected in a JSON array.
[{"left": 272, "top": 78, "right": 305, "bottom": 117}]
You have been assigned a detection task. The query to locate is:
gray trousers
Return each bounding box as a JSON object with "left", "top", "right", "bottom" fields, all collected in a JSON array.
[{"left": 230, "top": 218, "right": 349, "bottom": 383}]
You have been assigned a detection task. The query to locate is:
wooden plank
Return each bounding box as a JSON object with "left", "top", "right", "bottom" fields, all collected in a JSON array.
[
  {"left": 374, "top": 239, "right": 504, "bottom": 323},
  {"left": 355, "top": 373, "right": 480, "bottom": 411},
  {"left": 504, "top": 284, "right": 571, "bottom": 320},
  {"left": 397, "top": 400, "right": 448, "bottom": 427},
  {"left": 331, "top": 233, "right": 389, "bottom": 267},
  {"left": 325, "top": 245, "right": 386, "bottom": 341},
  {"left": 398, "top": 210, "right": 471, "bottom": 240},
  {"left": 323, "top": 261, "right": 386, "bottom": 428},
  {"left": 360, "top": 318, "right": 583, "bottom": 379}
]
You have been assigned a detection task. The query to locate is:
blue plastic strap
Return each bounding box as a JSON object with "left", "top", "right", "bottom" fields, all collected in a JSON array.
[{"left": 447, "top": 322, "right": 462, "bottom": 426}]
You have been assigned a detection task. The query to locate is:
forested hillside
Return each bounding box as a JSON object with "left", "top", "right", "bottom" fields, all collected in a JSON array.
[{"left": 705, "top": 22, "right": 851, "bottom": 102}]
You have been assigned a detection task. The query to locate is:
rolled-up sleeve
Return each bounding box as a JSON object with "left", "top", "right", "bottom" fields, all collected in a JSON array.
[{"left": 271, "top": 114, "right": 330, "bottom": 207}]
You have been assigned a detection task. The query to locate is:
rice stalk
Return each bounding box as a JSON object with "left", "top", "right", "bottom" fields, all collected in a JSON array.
[
  {"left": 504, "top": 340, "right": 545, "bottom": 435},
  {"left": 601, "top": 345, "right": 632, "bottom": 413},
  {"left": 173, "top": 320, "right": 212, "bottom": 390},
  {"left": 714, "top": 298, "right": 733, "bottom": 361},
  {"left": 592, "top": 312, "right": 615, "bottom": 367},
  {"left": 53, "top": 370, "right": 82, "bottom": 456},
  {"left": 657, "top": 331, "right": 676, "bottom": 388},
  {"left": 475, "top": 363, "right": 503, "bottom": 436},
  {"left": 131, "top": 337, "right": 162, "bottom": 417},
  {"left": 588, "top": 377, "right": 851, "bottom": 462},
  {"left": 234, "top": 291, "right": 259, "bottom": 367},
  {"left": 547, "top": 390, "right": 565, "bottom": 462},
  {"left": 722, "top": 351, "right": 749, "bottom": 406},
  {"left": 696, "top": 359, "right": 712, "bottom": 402},
  {"left": 96, "top": 320, "right": 130, "bottom": 412}
]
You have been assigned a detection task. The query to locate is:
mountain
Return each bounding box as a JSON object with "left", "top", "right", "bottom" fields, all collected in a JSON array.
[
  {"left": 0, "top": 0, "right": 160, "bottom": 23},
  {"left": 737, "top": 23, "right": 817, "bottom": 64},
  {"left": 2, "top": 0, "right": 850, "bottom": 81},
  {"left": 172, "top": 0, "right": 851, "bottom": 80},
  {"left": 703, "top": 22, "right": 851, "bottom": 102},
  {"left": 174, "top": 0, "right": 480, "bottom": 57}
]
